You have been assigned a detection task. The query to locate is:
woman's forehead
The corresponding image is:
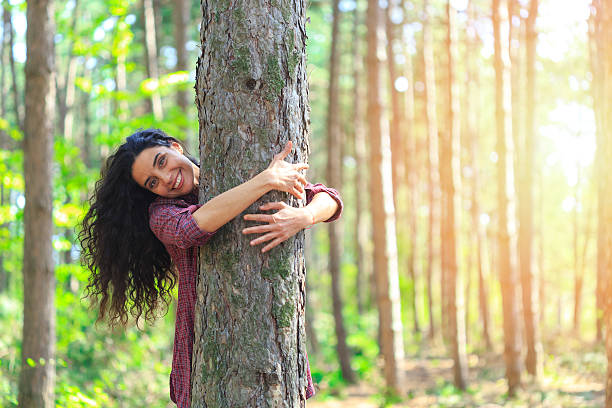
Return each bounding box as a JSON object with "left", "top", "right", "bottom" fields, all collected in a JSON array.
[{"left": 131, "top": 145, "right": 167, "bottom": 185}]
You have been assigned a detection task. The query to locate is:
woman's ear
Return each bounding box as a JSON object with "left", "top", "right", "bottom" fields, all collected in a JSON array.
[{"left": 170, "top": 142, "right": 184, "bottom": 154}]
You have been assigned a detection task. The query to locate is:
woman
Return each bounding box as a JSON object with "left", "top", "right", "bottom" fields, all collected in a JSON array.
[{"left": 79, "top": 128, "right": 342, "bottom": 406}]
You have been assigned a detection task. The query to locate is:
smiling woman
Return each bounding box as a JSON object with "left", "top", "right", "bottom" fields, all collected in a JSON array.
[{"left": 78, "top": 128, "right": 343, "bottom": 405}]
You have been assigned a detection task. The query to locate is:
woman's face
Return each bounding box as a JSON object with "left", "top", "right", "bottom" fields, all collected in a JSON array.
[{"left": 131, "top": 142, "right": 199, "bottom": 198}]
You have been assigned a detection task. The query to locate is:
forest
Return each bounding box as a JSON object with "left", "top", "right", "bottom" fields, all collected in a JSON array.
[{"left": 1, "top": 0, "right": 612, "bottom": 406}]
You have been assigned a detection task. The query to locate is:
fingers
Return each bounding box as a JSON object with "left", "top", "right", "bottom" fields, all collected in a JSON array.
[
  {"left": 249, "top": 231, "right": 277, "bottom": 247},
  {"left": 242, "top": 224, "right": 275, "bottom": 235},
  {"left": 295, "top": 163, "right": 309, "bottom": 172},
  {"left": 259, "top": 201, "right": 286, "bottom": 211},
  {"left": 262, "top": 237, "right": 284, "bottom": 253},
  {"left": 274, "top": 141, "right": 293, "bottom": 161},
  {"left": 290, "top": 188, "right": 304, "bottom": 200},
  {"left": 243, "top": 213, "right": 275, "bottom": 223}
]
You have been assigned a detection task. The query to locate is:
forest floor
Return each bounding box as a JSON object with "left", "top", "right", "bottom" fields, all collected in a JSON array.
[{"left": 308, "top": 335, "right": 605, "bottom": 407}]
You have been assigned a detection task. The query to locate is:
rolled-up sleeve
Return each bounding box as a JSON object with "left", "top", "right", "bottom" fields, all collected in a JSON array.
[
  {"left": 149, "top": 203, "right": 216, "bottom": 249},
  {"left": 305, "top": 183, "right": 343, "bottom": 223}
]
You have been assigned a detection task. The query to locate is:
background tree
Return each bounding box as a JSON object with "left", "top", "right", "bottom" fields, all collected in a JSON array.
[
  {"left": 519, "top": 0, "right": 542, "bottom": 378},
  {"left": 18, "top": 0, "right": 56, "bottom": 405},
  {"left": 367, "top": 0, "right": 405, "bottom": 394},
  {"left": 326, "top": 0, "right": 354, "bottom": 383},
  {"left": 440, "top": 0, "right": 468, "bottom": 389},
  {"left": 493, "top": 0, "right": 522, "bottom": 395}
]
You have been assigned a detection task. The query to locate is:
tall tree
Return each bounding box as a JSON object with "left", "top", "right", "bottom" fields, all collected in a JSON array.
[
  {"left": 190, "top": 0, "right": 311, "bottom": 404},
  {"left": 326, "top": 0, "right": 354, "bottom": 383},
  {"left": 367, "top": 0, "right": 405, "bottom": 393},
  {"left": 402, "top": 0, "right": 420, "bottom": 334},
  {"left": 590, "top": 1, "right": 612, "bottom": 404},
  {"left": 142, "top": 0, "right": 162, "bottom": 119},
  {"left": 18, "top": 0, "right": 56, "bottom": 406},
  {"left": 423, "top": 0, "right": 439, "bottom": 340},
  {"left": 441, "top": 1, "right": 468, "bottom": 389},
  {"left": 2, "top": 0, "right": 22, "bottom": 131},
  {"left": 519, "top": 0, "right": 542, "bottom": 378},
  {"left": 589, "top": 0, "right": 606, "bottom": 344},
  {"left": 493, "top": 0, "right": 522, "bottom": 395},
  {"left": 352, "top": 0, "right": 369, "bottom": 315},
  {"left": 386, "top": 0, "right": 403, "bottom": 207},
  {"left": 465, "top": 0, "right": 491, "bottom": 350}
]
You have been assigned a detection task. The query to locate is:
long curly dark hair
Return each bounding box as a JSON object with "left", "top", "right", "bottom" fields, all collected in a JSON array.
[{"left": 79, "top": 129, "right": 196, "bottom": 328}]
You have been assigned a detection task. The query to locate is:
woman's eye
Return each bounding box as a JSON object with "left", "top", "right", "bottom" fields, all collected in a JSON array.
[
  {"left": 150, "top": 179, "right": 157, "bottom": 189},
  {"left": 159, "top": 156, "right": 166, "bottom": 167}
]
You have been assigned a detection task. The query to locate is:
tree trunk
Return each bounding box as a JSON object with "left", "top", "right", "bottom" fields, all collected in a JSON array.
[
  {"left": 173, "top": 0, "right": 189, "bottom": 111},
  {"left": 590, "top": 2, "right": 612, "bottom": 405},
  {"left": 465, "top": 0, "right": 491, "bottom": 350},
  {"left": 589, "top": 0, "right": 606, "bottom": 345},
  {"left": 367, "top": 0, "right": 405, "bottom": 393},
  {"left": 191, "top": 0, "right": 311, "bottom": 405},
  {"left": 1, "top": 0, "right": 6, "bottom": 121},
  {"left": 386, "top": 0, "right": 403, "bottom": 210},
  {"left": 326, "top": 0, "right": 354, "bottom": 383},
  {"left": 18, "top": 0, "right": 56, "bottom": 406},
  {"left": 441, "top": 1, "right": 468, "bottom": 389},
  {"left": 423, "top": 0, "right": 439, "bottom": 341},
  {"left": 520, "top": 0, "right": 542, "bottom": 378},
  {"left": 352, "top": 0, "right": 369, "bottom": 315},
  {"left": 113, "top": 16, "right": 131, "bottom": 122},
  {"left": 142, "top": 0, "right": 162, "bottom": 119},
  {"left": 493, "top": 0, "right": 522, "bottom": 395},
  {"left": 402, "top": 0, "right": 419, "bottom": 335}
]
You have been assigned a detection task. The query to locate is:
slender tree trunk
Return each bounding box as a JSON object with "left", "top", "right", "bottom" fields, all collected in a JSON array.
[
  {"left": 191, "top": 0, "right": 311, "bottom": 404},
  {"left": 402, "top": 0, "right": 419, "bottom": 335},
  {"left": 8, "top": 2, "right": 21, "bottom": 132},
  {"left": 1, "top": 0, "right": 6, "bottom": 121},
  {"left": 493, "top": 0, "right": 521, "bottom": 395},
  {"left": 352, "top": 0, "right": 369, "bottom": 315},
  {"left": 367, "top": 0, "right": 405, "bottom": 393},
  {"left": 521, "top": 0, "right": 542, "bottom": 378},
  {"left": 591, "top": 3, "right": 612, "bottom": 405},
  {"left": 386, "top": 0, "right": 403, "bottom": 209},
  {"left": 18, "top": 0, "right": 56, "bottom": 406},
  {"left": 589, "top": 0, "right": 605, "bottom": 344},
  {"left": 465, "top": 0, "right": 491, "bottom": 350},
  {"left": 173, "top": 0, "right": 193, "bottom": 146},
  {"left": 173, "top": 0, "right": 189, "bottom": 112},
  {"left": 114, "top": 17, "right": 130, "bottom": 121},
  {"left": 423, "top": 0, "right": 439, "bottom": 341},
  {"left": 326, "top": 0, "right": 354, "bottom": 383},
  {"left": 441, "top": 1, "right": 468, "bottom": 389},
  {"left": 573, "top": 165, "right": 582, "bottom": 333},
  {"left": 142, "top": 0, "right": 162, "bottom": 119}
]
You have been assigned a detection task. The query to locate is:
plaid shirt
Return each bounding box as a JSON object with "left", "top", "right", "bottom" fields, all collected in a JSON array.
[{"left": 148, "top": 183, "right": 343, "bottom": 407}]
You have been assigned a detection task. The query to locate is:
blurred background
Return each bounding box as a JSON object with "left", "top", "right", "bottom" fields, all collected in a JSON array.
[{"left": 0, "top": 0, "right": 608, "bottom": 406}]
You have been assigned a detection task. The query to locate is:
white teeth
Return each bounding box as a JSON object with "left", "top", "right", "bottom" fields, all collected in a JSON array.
[{"left": 174, "top": 171, "right": 182, "bottom": 189}]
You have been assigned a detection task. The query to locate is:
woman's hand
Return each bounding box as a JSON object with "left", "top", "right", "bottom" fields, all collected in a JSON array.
[
  {"left": 242, "top": 201, "right": 313, "bottom": 253},
  {"left": 265, "top": 141, "right": 309, "bottom": 199}
]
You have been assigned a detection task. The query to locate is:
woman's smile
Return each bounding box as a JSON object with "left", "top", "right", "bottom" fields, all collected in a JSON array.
[{"left": 131, "top": 142, "right": 199, "bottom": 198}]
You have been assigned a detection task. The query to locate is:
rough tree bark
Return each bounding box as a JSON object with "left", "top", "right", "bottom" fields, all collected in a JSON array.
[
  {"left": 367, "top": 0, "right": 405, "bottom": 393},
  {"left": 190, "top": 0, "right": 311, "bottom": 405},
  {"left": 423, "top": 0, "right": 439, "bottom": 341},
  {"left": 441, "top": 1, "right": 467, "bottom": 389},
  {"left": 493, "top": 0, "right": 522, "bottom": 395},
  {"left": 18, "top": 0, "right": 56, "bottom": 406},
  {"left": 326, "top": 0, "right": 354, "bottom": 383}
]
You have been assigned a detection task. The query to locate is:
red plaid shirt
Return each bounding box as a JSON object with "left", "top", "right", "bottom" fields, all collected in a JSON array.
[{"left": 148, "top": 183, "right": 343, "bottom": 407}]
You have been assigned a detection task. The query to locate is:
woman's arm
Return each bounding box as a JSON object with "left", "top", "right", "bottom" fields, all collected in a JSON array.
[
  {"left": 192, "top": 142, "right": 308, "bottom": 232},
  {"left": 242, "top": 189, "right": 341, "bottom": 253}
]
